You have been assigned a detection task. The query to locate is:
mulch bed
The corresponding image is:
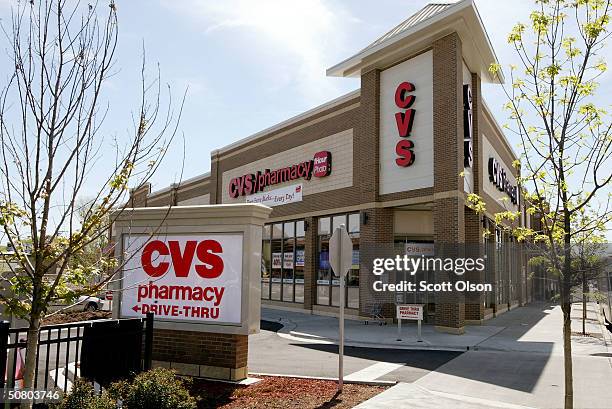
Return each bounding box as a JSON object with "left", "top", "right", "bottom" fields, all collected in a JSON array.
[
  {"left": 42, "top": 310, "right": 112, "bottom": 325},
  {"left": 191, "top": 376, "right": 387, "bottom": 409}
]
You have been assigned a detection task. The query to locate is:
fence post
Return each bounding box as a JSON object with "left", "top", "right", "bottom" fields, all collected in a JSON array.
[
  {"left": 143, "top": 312, "right": 154, "bottom": 371},
  {"left": 0, "top": 321, "right": 9, "bottom": 389},
  {"left": 0, "top": 321, "right": 8, "bottom": 408}
]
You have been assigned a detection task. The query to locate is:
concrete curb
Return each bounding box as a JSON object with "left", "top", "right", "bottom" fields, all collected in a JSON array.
[
  {"left": 276, "top": 330, "right": 470, "bottom": 352},
  {"left": 249, "top": 372, "right": 396, "bottom": 387},
  {"left": 265, "top": 317, "right": 474, "bottom": 352},
  {"left": 278, "top": 330, "right": 570, "bottom": 354}
]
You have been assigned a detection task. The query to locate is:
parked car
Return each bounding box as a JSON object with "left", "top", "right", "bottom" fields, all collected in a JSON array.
[{"left": 48, "top": 295, "right": 108, "bottom": 313}]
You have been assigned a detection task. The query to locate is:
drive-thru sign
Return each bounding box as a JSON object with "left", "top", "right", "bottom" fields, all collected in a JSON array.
[
  {"left": 396, "top": 304, "right": 424, "bottom": 342},
  {"left": 112, "top": 204, "right": 272, "bottom": 383},
  {"left": 397, "top": 304, "right": 423, "bottom": 320},
  {"left": 121, "top": 234, "right": 244, "bottom": 324}
]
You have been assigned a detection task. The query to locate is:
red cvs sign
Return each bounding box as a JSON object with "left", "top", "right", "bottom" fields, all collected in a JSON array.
[
  {"left": 141, "top": 239, "right": 224, "bottom": 279},
  {"left": 394, "top": 82, "right": 417, "bottom": 167}
]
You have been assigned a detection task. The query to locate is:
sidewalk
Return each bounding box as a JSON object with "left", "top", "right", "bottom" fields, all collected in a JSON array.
[
  {"left": 349, "top": 302, "right": 612, "bottom": 409},
  {"left": 262, "top": 302, "right": 610, "bottom": 354},
  {"left": 354, "top": 382, "right": 537, "bottom": 409}
]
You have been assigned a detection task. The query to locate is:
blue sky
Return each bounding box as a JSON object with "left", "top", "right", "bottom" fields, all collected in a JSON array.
[{"left": 0, "top": 0, "right": 610, "bottom": 224}]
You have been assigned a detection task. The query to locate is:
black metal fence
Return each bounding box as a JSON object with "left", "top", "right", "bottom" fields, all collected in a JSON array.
[{"left": 0, "top": 313, "right": 154, "bottom": 402}]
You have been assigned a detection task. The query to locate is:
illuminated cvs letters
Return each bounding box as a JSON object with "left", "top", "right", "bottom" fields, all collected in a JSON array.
[
  {"left": 394, "top": 82, "right": 416, "bottom": 167},
  {"left": 463, "top": 84, "right": 473, "bottom": 168}
]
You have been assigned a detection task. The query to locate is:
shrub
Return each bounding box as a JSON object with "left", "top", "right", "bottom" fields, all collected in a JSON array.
[
  {"left": 52, "top": 379, "right": 115, "bottom": 409},
  {"left": 53, "top": 368, "right": 197, "bottom": 409},
  {"left": 118, "top": 368, "right": 197, "bottom": 409}
]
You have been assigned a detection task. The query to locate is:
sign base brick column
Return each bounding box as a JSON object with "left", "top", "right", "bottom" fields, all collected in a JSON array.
[{"left": 151, "top": 329, "right": 248, "bottom": 381}]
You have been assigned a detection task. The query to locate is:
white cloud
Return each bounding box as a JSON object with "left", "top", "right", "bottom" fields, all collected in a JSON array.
[{"left": 161, "top": 0, "right": 360, "bottom": 103}]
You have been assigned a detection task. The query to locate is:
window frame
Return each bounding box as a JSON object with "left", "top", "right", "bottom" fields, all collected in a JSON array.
[
  {"left": 261, "top": 219, "right": 304, "bottom": 303},
  {"left": 316, "top": 212, "right": 360, "bottom": 309}
]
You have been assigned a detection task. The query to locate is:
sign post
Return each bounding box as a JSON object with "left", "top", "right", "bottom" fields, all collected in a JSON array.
[
  {"left": 395, "top": 293, "right": 404, "bottom": 341},
  {"left": 329, "top": 224, "right": 352, "bottom": 394}
]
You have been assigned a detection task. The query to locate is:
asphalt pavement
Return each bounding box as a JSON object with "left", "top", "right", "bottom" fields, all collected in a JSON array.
[{"left": 249, "top": 325, "right": 461, "bottom": 382}]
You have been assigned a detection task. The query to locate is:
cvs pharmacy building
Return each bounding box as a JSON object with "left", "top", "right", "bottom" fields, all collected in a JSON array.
[{"left": 130, "top": 0, "right": 531, "bottom": 334}]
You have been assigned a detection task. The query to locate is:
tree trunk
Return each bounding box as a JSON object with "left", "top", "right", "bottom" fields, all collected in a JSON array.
[
  {"left": 22, "top": 314, "right": 41, "bottom": 409},
  {"left": 563, "top": 231, "right": 573, "bottom": 409},
  {"left": 562, "top": 302, "right": 573, "bottom": 409},
  {"left": 582, "top": 267, "right": 587, "bottom": 335}
]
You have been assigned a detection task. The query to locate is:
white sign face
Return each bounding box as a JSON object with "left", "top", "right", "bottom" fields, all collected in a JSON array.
[
  {"left": 120, "top": 234, "right": 243, "bottom": 324},
  {"left": 283, "top": 252, "right": 294, "bottom": 269},
  {"left": 246, "top": 184, "right": 303, "bottom": 207},
  {"left": 379, "top": 51, "right": 434, "bottom": 195},
  {"left": 397, "top": 304, "right": 423, "bottom": 320},
  {"left": 405, "top": 242, "right": 435, "bottom": 257}
]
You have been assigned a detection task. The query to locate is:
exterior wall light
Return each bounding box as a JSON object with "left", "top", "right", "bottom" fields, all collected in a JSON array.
[{"left": 361, "top": 211, "right": 369, "bottom": 226}]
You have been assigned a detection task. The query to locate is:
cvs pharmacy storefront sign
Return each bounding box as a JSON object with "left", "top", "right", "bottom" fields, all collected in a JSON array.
[
  {"left": 121, "top": 234, "right": 243, "bottom": 324},
  {"left": 229, "top": 151, "right": 332, "bottom": 198}
]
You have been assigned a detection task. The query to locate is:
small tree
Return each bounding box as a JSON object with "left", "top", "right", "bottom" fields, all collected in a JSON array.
[
  {"left": 468, "top": 0, "right": 612, "bottom": 407},
  {"left": 0, "top": 0, "right": 184, "bottom": 398}
]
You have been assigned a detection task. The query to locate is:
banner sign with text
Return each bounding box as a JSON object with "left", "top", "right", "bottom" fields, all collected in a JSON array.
[{"left": 246, "top": 184, "right": 303, "bottom": 207}]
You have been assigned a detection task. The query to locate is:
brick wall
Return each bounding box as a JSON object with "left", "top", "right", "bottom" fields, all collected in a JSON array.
[
  {"left": 221, "top": 130, "right": 354, "bottom": 204},
  {"left": 211, "top": 98, "right": 365, "bottom": 220},
  {"left": 128, "top": 183, "right": 151, "bottom": 207},
  {"left": 303, "top": 216, "right": 317, "bottom": 310},
  {"left": 359, "top": 207, "right": 394, "bottom": 317},
  {"left": 358, "top": 70, "right": 380, "bottom": 203},
  {"left": 464, "top": 72, "right": 484, "bottom": 321},
  {"left": 432, "top": 33, "right": 466, "bottom": 332},
  {"left": 152, "top": 329, "right": 248, "bottom": 380},
  {"left": 465, "top": 206, "right": 484, "bottom": 321}
]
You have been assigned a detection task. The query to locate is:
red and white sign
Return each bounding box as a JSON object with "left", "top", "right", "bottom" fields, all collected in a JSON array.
[
  {"left": 379, "top": 51, "right": 434, "bottom": 195},
  {"left": 396, "top": 304, "right": 423, "bottom": 320},
  {"left": 105, "top": 291, "right": 114, "bottom": 301},
  {"left": 120, "top": 234, "right": 243, "bottom": 324},
  {"left": 272, "top": 252, "right": 282, "bottom": 269}
]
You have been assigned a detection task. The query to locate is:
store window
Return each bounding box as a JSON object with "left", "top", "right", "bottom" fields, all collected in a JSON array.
[
  {"left": 394, "top": 236, "right": 434, "bottom": 315},
  {"left": 261, "top": 220, "right": 305, "bottom": 303},
  {"left": 316, "top": 213, "right": 360, "bottom": 309}
]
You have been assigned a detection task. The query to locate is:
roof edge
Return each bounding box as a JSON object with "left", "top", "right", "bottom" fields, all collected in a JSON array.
[{"left": 327, "top": 0, "right": 473, "bottom": 77}]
